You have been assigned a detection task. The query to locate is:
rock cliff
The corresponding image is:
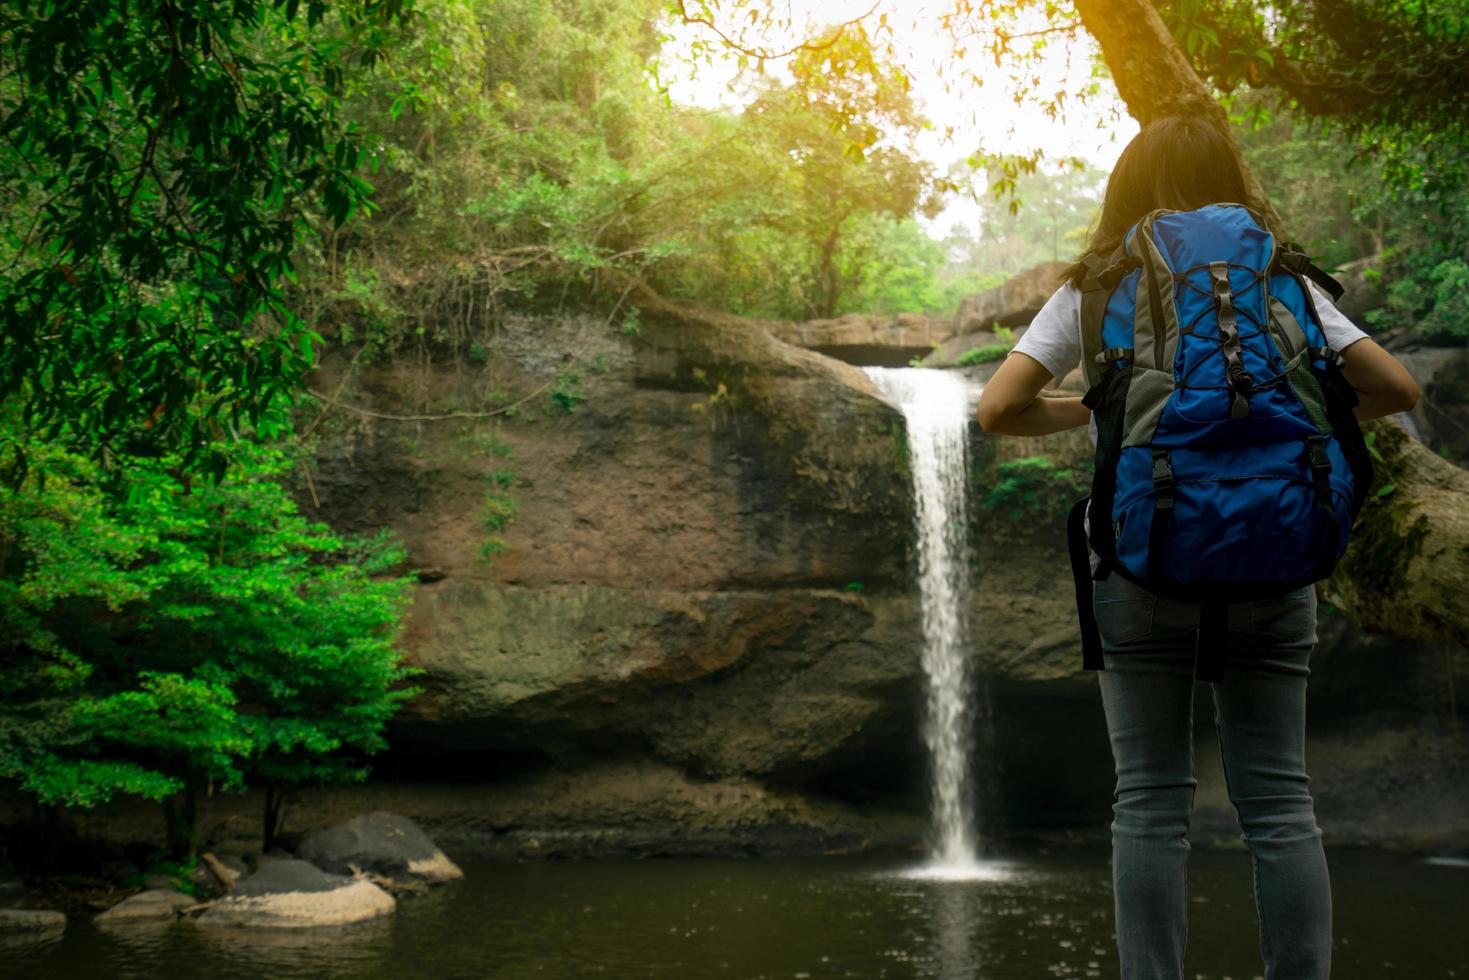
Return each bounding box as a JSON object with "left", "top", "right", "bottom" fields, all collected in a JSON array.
[{"left": 286, "top": 281, "right": 1468, "bottom": 858}]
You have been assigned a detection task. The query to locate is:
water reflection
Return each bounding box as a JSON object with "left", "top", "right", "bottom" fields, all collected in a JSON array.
[
  {"left": 7, "top": 850, "right": 1467, "bottom": 980},
  {"left": 191, "top": 915, "right": 394, "bottom": 965},
  {"left": 927, "top": 883, "right": 979, "bottom": 980}
]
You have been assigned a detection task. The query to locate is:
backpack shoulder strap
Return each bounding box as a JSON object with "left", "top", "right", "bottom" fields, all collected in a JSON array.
[
  {"left": 1078, "top": 245, "right": 1132, "bottom": 390},
  {"left": 1273, "top": 242, "right": 1346, "bottom": 303}
]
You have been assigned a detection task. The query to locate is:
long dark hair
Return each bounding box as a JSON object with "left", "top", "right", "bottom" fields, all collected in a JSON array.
[{"left": 1065, "top": 115, "right": 1271, "bottom": 288}]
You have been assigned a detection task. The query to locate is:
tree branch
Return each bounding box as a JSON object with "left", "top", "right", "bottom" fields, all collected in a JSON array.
[{"left": 673, "top": 0, "right": 882, "bottom": 61}]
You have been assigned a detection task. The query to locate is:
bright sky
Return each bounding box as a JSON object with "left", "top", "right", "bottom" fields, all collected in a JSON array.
[{"left": 656, "top": 1, "right": 1138, "bottom": 237}]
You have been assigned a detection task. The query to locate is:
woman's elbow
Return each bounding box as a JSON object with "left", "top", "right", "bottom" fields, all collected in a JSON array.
[
  {"left": 1394, "top": 374, "right": 1422, "bottom": 414},
  {"left": 975, "top": 399, "right": 1002, "bottom": 432},
  {"left": 975, "top": 394, "right": 1015, "bottom": 433}
]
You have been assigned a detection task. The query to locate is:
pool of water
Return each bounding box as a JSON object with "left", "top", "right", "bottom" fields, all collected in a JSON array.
[{"left": 5, "top": 847, "right": 1465, "bottom": 979}]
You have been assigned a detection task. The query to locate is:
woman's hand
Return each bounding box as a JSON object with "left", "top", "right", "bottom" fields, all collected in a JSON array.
[
  {"left": 975, "top": 352, "right": 1091, "bottom": 435},
  {"left": 1337, "top": 338, "right": 1421, "bottom": 421}
]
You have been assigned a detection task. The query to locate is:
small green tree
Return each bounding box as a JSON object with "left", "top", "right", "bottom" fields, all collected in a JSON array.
[{"left": 0, "top": 420, "right": 419, "bottom": 855}]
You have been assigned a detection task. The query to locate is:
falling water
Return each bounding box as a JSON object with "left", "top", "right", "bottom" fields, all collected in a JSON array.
[{"left": 864, "top": 367, "right": 996, "bottom": 878}]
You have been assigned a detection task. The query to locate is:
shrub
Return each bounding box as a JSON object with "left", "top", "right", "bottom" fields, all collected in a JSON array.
[
  {"left": 980, "top": 455, "right": 1091, "bottom": 525},
  {"left": 957, "top": 342, "right": 1014, "bottom": 367}
]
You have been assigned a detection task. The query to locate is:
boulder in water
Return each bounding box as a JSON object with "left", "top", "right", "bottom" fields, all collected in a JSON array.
[
  {"left": 296, "top": 812, "right": 462, "bottom": 886},
  {"left": 94, "top": 888, "right": 194, "bottom": 924},
  {"left": 198, "top": 859, "right": 394, "bottom": 928},
  {"left": 0, "top": 909, "right": 65, "bottom": 933}
]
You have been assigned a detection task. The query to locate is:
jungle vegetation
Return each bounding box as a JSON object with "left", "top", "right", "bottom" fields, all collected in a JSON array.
[{"left": 2, "top": 0, "right": 1468, "bottom": 855}]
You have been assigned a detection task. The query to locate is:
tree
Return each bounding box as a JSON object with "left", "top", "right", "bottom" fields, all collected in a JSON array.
[
  {"left": 294, "top": 0, "right": 955, "bottom": 332},
  {"left": 0, "top": 0, "right": 413, "bottom": 488},
  {"left": 0, "top": 419, "right": 419, "bottom": 855},
  {"left": 1153, "top": 0, "right": 1469, "bottom": 144},
  {"left": 673, "top": 0, "right": 1469, "bottom": 651},
  {"left": 950, "top": 159, "right": 1105, "bottom": 277},
  {"left": 736, "top": 27, "right": 946, "bottom": 317}
]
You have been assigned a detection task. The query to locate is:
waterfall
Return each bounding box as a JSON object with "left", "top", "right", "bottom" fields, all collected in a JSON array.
[{"left": 864, "top": 367, "right": 996, "bottom": 877}]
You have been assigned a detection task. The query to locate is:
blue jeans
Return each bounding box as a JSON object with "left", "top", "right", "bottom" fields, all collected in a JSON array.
[{"left": 1093, "top": 570, "right": 1333, "bottom": 980}]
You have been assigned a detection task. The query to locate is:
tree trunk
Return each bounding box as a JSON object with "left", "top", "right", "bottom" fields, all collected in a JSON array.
[
  {"left": 1073, "top": 0, "right": 1469, "bottom": 650},
  {"left": 1070, "top": 0, "right": 1281, "bottom": 228},
  {"left": 262, "top": 781, "right": 287, "bottom": 853},
  {"left": 815, "top": 221, "right": 844, "bottom": 319},
  {"left": 163, "top": 783, "right": 198, "bottom": 860}
]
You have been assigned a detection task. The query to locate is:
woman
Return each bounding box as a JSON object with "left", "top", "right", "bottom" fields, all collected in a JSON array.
[{"left": 975, "top": 115, "right": 1419, "bottom": 980}]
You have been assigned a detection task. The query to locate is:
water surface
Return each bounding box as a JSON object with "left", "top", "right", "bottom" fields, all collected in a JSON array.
[{"left": 6, "top": 847, "right": 1465, "bottom": 979}]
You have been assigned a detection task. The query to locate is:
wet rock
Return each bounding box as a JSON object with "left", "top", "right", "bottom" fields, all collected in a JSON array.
[
  {"left": 0, "top": 909, "right": 65, "bottom": 933},
  {"left": 94, "top": 889, "right": 194, "bottom": 924},
  {"left": 1392, "top": 345, "right": 1469, "bottom": 465},
  {"left": 384, "top": 759, "right": 926, "bottom": 859},
  {"left": 199, "top": 860, "right": 393, "bottom": 929},
  {"left": 297, "top": 812, "right": 462, "bottom": 886}
]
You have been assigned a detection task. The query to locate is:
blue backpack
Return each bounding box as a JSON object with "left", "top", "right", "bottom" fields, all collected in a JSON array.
[{"left": 1065, "top": 203, "right": 1374, "bottom": 678}]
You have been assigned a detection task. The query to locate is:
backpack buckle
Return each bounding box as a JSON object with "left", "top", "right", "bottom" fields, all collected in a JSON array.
[
  {"left": 1151, "top": 448, "right": 1175, "bottom": 507},
  {"left": 1307, "top": 436, "right": 1332, "bottom": 475},
  {"left": 1276, "top": 244, "right": 1310, "bottom": 274},
  {"left": 1098, "top": 257, "right": 1135, "bottom": 290}
]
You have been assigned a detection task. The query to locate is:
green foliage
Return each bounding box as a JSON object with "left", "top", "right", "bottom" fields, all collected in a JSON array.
[
  {"left": 1160, "top": 0, "right": 1469, "bottom": 154},
  {"left": 124, "top": 855, "right": 200, "bottom": 896},
  {"left": 300, "top": 0, "right": 957, "bottom": 340},
  {"left": 1231, "top": 90, "right": 1469, "bottom": 343},
  {"left": 482, "top": 490, "right": 518, "bottom": 533},
  {"left": 1382, "top": 259, "right": 1469, "bottom": 343},
  {"left": 550, "top": 371, "right": 586, "bottom": 415},
  {"left": 1228, "top": 93, "right": 1386, "bottom": 269},
  {"left": 475, "top": 438, "right": 517, "bottom": 565},
  {"left": 956, "top": 343, "right": 1014, "bottom": 367},
  {"left": 0, "top": 418, "right": 420, "bottom": 814},
  {"left": 981, "top": 455, "right": 1090, "bottom": 525},
  {"left": 0, "top": 0, "right": 412, "bottom": 486}
]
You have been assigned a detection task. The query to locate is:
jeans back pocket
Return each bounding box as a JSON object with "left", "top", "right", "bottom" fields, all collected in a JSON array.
[
  {"left": 1247, "top": 586, "right": 1318, "bottom": 644},
  {"left": 1093, "top": 574, "right": 1158, "bottom": 646}
]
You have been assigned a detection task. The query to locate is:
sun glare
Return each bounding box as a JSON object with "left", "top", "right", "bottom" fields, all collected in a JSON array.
[{"left": 656, "top": 1, "right": 1136, "bottom": 234}]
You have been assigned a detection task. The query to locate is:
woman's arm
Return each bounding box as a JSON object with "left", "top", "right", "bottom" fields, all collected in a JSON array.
[
  {"left": 975, "top": 352, "right": 1091, "bottom": 435},
  {"left": 1337, "top": 338, "right": 1421, "bottom": 421}
]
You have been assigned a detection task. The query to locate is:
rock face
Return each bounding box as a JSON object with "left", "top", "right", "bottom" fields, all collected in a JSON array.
[
  {"left": 1329, "top": 253, "right": 1388, "bottom": 321},
  {"left": 303, "top": 296, "right": 924, "bottom": 795},
  {"left": 288, "top": 278, "right": 1469, "bottom": 856},
  {"left": 199, "top": 860, "right": 394, "bottom": 929},
  {"left": 767, "top": 312, "right": 956, "bottom": 367},
  {"left": 757, "top": 261, "right": 1070, "bottom": 367},
  {"left": 297, "top": 812, "right": 462, "bottom": 885},
  {"left": 955, "top": 261, "right": 1069, "bottom": 331},
  {"left": 94, "top": 888, "right": 194, "bottom": 924},
  {"left": 1390, "top": 345, "right": 1469, "bottom": 465}
]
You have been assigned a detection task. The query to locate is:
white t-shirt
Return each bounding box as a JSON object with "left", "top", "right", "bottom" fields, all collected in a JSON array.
[{"left": 1010, "top": 278, "right": 1369, "bottom": 442}]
